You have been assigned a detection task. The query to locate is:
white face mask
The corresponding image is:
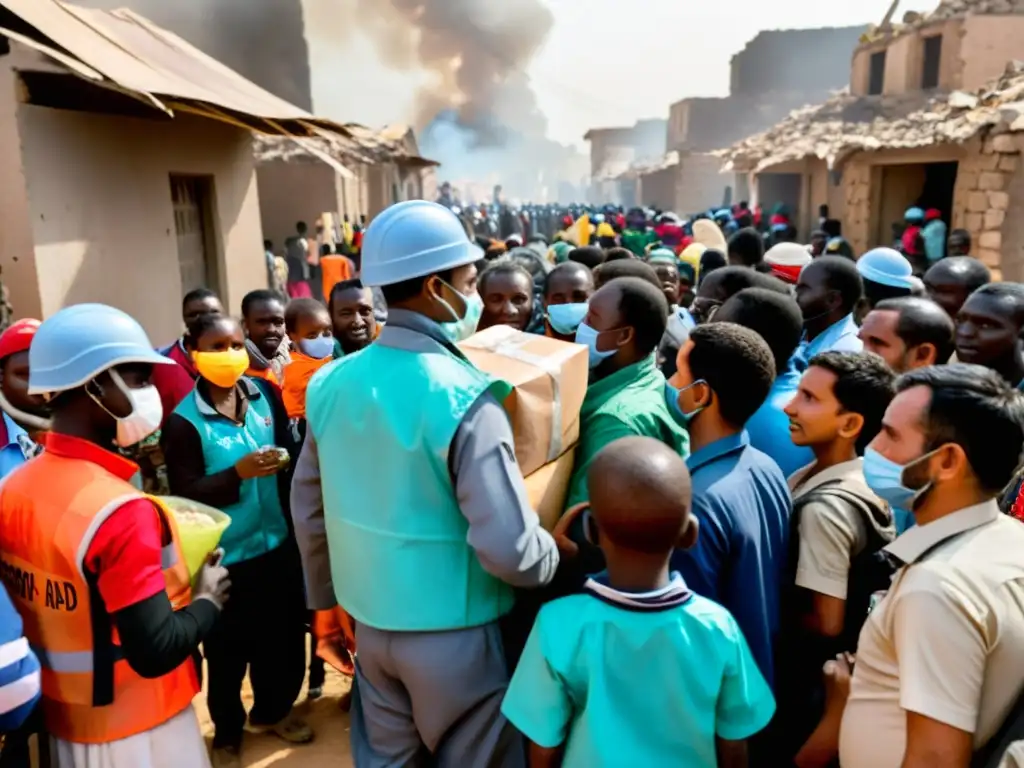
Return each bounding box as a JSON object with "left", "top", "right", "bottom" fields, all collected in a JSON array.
[{"left": 89, "top": 368, "right": 164, "bottom": 447}]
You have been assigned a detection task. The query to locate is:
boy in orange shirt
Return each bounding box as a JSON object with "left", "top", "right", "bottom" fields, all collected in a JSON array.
[{"left": 282, "top": 299, "right": 335, "bottom": 421}]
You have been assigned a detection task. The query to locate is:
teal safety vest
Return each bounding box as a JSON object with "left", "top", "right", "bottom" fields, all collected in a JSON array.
[
  {"left": 173, "top": 380, "right": 289, "bottom": 566},
  {"left": 306, "top": 335, "right": 515, "bottom": 632}
]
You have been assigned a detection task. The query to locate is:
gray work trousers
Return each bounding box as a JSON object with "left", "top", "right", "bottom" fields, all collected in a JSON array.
[{"left": 350, "top": 621, "right": 525, "bottom": 768}]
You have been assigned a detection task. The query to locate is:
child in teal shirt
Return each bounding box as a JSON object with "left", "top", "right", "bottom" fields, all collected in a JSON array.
[{"left": 502, "top": 437, "right": 775, "bottom": 767}]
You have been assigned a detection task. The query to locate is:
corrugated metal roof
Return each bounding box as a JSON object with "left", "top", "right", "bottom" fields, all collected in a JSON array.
[{"left": 0, "top": 0, "right": 349, "bottom": 136}]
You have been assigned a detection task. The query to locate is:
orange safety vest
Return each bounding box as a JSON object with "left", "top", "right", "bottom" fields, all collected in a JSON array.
[{"left": 0, "top": 451, "right": 199, "bottom": 744}]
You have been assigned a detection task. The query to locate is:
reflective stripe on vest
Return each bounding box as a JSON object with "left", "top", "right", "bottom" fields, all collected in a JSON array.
[{"left": 31, "top": 645, "right": 122, "bottom": 674}]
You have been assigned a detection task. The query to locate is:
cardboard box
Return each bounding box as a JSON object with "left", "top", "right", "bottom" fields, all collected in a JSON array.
[
  {"left": 460, "top": 326, "right": 588, "bottom": 477},
  {"left": 525, "top": 450, "right": 576, "bottom": 531}
]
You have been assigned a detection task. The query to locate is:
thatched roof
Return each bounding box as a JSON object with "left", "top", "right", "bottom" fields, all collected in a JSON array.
[{"left": 717, "top": 61, "right": 1024, "bottom": 172}]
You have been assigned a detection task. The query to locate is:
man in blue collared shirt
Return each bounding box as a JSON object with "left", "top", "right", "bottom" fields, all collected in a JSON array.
[
  {"left": 793, "top": 256, "right": 864, "bottom": 371},
  {"left": 668, "top": 323, "right": 792, "bottom": 688}
]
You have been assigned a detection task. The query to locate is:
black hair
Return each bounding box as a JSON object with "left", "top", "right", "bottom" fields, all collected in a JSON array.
[
  {"left": 897, "top": 364, "right": 1024, "bottom": 492},
  {"left": 807, "top": 351, "right": 897, "bottom": 454},
  {"left": 182, "top": 288, "right": 218, "bottom": 311},
  {"left": 701, "top": 266, "right": 791, "bottom": 299},
  {"left": 698, "top": 249, "right": 728, "bottom": 287},
  {"left": 948, "top": 228, "right": 972, "bottom": 249},
  {"left": 603, "top": 247, "right": 635, "bottom": 263},
  {"left": 688, "top": 323, "right": 776, "bottom": 427},
  {"left": 812, "top": 256, "right": 863, "bottom": 314},
  {"left": 296, "top": 221, "right": 308, "bottom": 232},
  {"left": 727, "top": 227, "right": 765, "bottom": 267},
  {"left": 874, "top": 297, "right": 955, "bottom": 364},
  {"left": 864, "top": 279, "right": 912, "bottom": 309},
  {"left": 609, "top": 277, "right": 669, "bottom": 359},
  {"left": 241, "top": 289, "right": 285, "bottom": 318},
  {"left": 966, "top": 283, "right": 1024, "bottom": 326},
  {"left": 285, "top": 298, "right": 330, "bottom": 334},
  {"left": 328, "top": 278, "right": 367, "bottom": 316},
  {"left": 379, "top": 269, "right": 455, "bottom": 306},
  {"left": 925, "top": 256, "right": 991, "bottom": 293},
  {"left": 479, "top": 260, "right": 534, "bottom": 294},
  {"left": 264, "top": 239, "right": 273, "bottom": 251},
  {"left": 184, "top": 313, "right": 237, "bottom": 350},
  {"left": 595, "top": 259, "right": 662, "bottom": 292},
  {"left": 569, "top": 246, "right": 606, "bottom": 270},
  {"left": 715, "top": 288, "right": 803, "bottom": 376},
  {"left": 543, "top": 261, "right": 592, "bottom": 296}
]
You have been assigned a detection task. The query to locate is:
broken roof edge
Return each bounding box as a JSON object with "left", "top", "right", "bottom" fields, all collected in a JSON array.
[{"left": 716, "top": 62, "right": 1024, "bottom": 172}]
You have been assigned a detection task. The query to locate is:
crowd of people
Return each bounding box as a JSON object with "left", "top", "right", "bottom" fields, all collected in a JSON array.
[{"left": 1, "top": 195, "right": 1024, "bottom": 768}]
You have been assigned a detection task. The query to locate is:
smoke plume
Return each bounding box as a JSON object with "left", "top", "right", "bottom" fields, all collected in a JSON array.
[
  {"left": 331, "top": 0, "right": 585, "bottom": 201},
  {"left": 348, "top": 0, "right": 555, "bottom": 147}
]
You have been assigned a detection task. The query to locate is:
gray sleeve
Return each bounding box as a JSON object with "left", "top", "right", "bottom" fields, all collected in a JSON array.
[
  {"left": 289, "top": 432, "right": 338, "bottom": 610},
  {"left": 450, "top": 392, "right": 560, "bottom": 588}
]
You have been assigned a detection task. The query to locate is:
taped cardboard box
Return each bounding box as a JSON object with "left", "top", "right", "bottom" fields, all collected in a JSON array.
[
  {"left": 525, "top": 449, "right": 576, "bottom": 531},
  {"left": 459, "top": 326, "right": 588, "bottom": 477}
]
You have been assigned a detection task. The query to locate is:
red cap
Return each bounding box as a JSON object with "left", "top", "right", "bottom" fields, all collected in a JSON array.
[
  {"left": 0, "top": 319, "right": 41, "bottom": 361},
  {"left": 925, "top": 208, "right": 942, "bottom": 221}
]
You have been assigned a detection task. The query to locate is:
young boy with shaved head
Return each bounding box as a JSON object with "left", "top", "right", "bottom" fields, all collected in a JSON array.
[{"left": 502, "top": 437, "right": 775, "bottom": 768}]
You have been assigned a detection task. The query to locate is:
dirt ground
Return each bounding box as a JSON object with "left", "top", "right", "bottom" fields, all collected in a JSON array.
[{"left": 195, "top": 653, "right": 355, "bottom": 768}]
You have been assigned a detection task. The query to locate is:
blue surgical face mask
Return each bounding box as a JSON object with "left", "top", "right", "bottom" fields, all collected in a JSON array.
[
  {"left": 547, "top": 302, "right": 588, "bottom": 336},
  {"left": 862, "top": 446, "right": 939, "bottom": 511},
  {"left": 435, "top": 280, "right": 483, "bottom": 343},
  {"left": 575, "top": 322, "right": 618, "bottom": 368},
  {"left": 665, "top": 380, "right": 706, "bottom": 424},
  {"left": 299, "top": 334, "right": 335, "bottom": 360}
]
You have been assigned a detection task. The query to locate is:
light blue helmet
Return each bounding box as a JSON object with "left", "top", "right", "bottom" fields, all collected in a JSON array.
[
  {"left": 360, "top": 200, "right": 483, "bottom": 288},
  {"left": 856, "top": 247, "right": 915, "bottom": 290},
  {"left": 904, "top": 206, "right": 925, "bottom": 222},
  {"left": 28, "top": 303, "right": 171, "bottom": 395}
]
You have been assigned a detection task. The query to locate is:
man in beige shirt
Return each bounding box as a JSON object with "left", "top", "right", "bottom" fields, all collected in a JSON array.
[
  {"left": 777, "top": 351, "right": 896, "bottom": 764},
  {"left": 835, "top": 364, "right": 1024, "bottom": 768}
]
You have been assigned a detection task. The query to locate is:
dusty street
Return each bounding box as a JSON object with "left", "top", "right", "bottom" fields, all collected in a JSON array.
[{"left": 195, "top": 658, "right": 355, "bottom": 768}]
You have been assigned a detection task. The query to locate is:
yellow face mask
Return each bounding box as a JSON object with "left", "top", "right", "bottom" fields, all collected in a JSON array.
[{"left": 192, "top": 348, "right": 250, "bottom": 388}]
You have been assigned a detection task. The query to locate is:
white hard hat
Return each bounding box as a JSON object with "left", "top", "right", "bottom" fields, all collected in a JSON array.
[{"left": 361, "top": 200, "right": 483, "bottom": 287}]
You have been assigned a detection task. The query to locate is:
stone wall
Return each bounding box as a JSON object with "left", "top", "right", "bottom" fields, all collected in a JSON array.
[
  {"left": 951, "top": 134, "right": 1021, "bottom": 276},
  {"left": 835, "top": 135, "right": 1024, "bottom": 277}
]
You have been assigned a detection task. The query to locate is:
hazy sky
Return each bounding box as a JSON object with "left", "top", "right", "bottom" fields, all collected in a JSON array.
[{"left": 305, "top": 0, "right": 933, "bottom": 148}]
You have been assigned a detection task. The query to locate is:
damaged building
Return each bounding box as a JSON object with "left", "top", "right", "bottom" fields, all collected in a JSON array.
[
  {"left": 607, "top": 25, "right": 864, "bottom": 213},
  {"left": 718, "top": 0, "right": 1024, "bottom": 278}
]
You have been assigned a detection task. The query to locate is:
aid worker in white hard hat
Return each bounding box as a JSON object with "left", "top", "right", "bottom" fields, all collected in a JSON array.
[
  {"left": 292, "top": 201, "right": 560, "bottom": 766},
  {"left": 0, "top": 303, "right": 230, "bottom": 768}
]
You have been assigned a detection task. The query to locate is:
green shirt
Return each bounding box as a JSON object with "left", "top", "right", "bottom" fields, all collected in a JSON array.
[
  {"left": 566, "top": 356, "right": 689, "bottom": 509},
  {"left": 621, "top": 228, "right": 658, "bottom": 257}
]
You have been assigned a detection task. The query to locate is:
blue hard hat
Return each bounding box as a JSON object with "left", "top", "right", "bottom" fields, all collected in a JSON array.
[
  {"left": 857, "top": 247, "right": 915, "bottom": 289},
  {"left": 28, "top": 303, "right": 170, "bottom": 395},
  {"left": 361, "top": 200, "right": 483, "bottom": 287},
  {"left": 904, "top": 206, "right": 925, "bottom": 222}
]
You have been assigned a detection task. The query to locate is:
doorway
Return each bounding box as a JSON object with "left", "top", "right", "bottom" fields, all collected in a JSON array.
[
  {"left": 758, "top": 173, "right": 802, "bottom": 229},
  {"left": 169, "top": 175, "right": 218, "bottom": 296},
  {"left": 873, "top": 161, "right": 958, "bottom": 247}
]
